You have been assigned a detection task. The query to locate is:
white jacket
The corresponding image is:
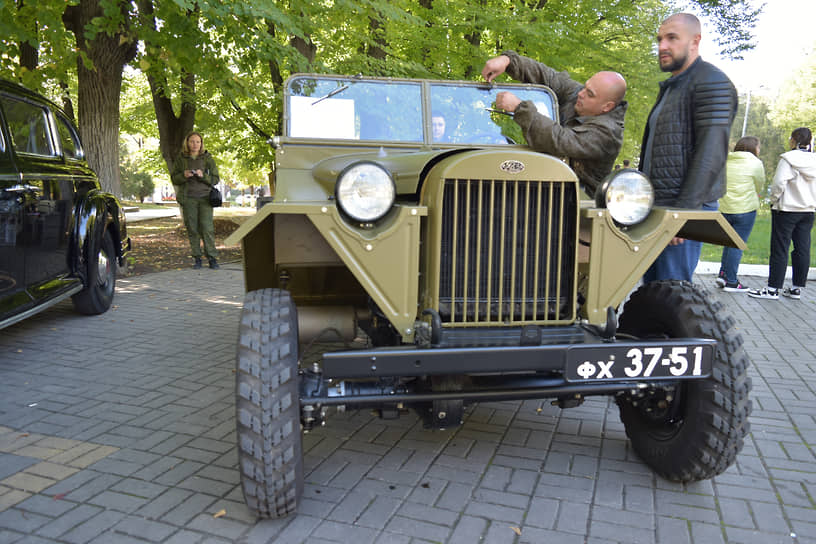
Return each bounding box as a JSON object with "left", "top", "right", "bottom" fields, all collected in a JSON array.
[{"left": 770, "top": 149, "right": 816, "bottom": 212}]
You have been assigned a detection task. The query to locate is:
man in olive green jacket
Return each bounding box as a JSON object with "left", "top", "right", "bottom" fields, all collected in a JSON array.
[{"left": 482, "top": 51, "right": 627, "bottom": 196}]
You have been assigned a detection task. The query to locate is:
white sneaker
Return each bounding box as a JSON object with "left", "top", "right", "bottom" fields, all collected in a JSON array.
[
  {"left": 723, "top": 282, "right": 749, "bottom": 293},
  {"left": 748, "top": 287, "right": 779, "bottom": 300},
  {"left": 782, "top": 287, "right": 801, "bottom": 300}
]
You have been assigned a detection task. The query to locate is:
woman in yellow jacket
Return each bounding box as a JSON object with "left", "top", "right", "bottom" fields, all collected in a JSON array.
[{"left": 716, "top": 136, "right": 765, "bottom": 292}]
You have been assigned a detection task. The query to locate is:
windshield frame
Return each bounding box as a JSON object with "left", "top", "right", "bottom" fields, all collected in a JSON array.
[{"left": 283, "top": 73, "right": 559, "bottom": 147}]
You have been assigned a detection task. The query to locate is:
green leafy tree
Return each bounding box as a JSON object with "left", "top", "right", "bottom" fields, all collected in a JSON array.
[
  {"left": 771, "top": 45, "right": 816, "bottom": 139},
  {"left": 120, "top": 138, "right": 156, "bottom": 203},
  {"left": 121, "top": 168, "right": 155, "bottom": 203},
  {"left": 692, "top": 0, "right": 762, "bottom": 59},
  {"left": 731, "top": 94, "right": 788, "bottom": 194},
  {"left": 0, "top": 0, "right": 763, "bottom": 199}
]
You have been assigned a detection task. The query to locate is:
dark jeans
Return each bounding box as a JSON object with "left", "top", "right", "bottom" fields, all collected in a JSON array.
[
  {"left": 768, "top": 210, "right": 814, "bottom": 289},
  {"left": 644, "top": 201, "right": 719, "bottom": 283},
  {"left": 718, "top": 210, "right": 757, "bottom": 284}
]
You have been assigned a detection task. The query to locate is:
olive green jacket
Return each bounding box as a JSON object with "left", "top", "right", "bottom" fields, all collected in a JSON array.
[
  {"left": 503, "top": 50, "right": 627, "bottom": 196},
  {"left": 170, "top": 151, "right": 219, "bottom": 200}
]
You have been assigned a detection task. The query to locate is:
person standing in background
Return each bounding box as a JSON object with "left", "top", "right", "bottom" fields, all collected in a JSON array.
[
  {"left": 749, "top": 127, "right": 816, "bottom": 300},
  {"left": 716, "top": 136, "right": 765, "bottom": 292},
  {"left": 171, "top": 131, "right": 220, "bottom": 270},
  {"left": 639, "top": 13, "right": 738, "bottom": 282}
]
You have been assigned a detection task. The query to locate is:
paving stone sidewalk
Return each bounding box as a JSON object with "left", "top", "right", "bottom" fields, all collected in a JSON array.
[{"left": 0, "top": 264, "right": 814, "bottom": 543}]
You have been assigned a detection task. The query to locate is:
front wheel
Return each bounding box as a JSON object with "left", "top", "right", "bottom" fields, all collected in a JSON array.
[
  {"left": 72, "top": 228, "right": 116, "bottom": 315},
  {"left": 236, "top": 288, "right": 303, "bottom": 518},
  {"left": 616, "top": 280, "right": 752, "bottom": 482}
]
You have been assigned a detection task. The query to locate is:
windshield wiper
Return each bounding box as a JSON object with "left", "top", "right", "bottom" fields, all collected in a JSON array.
[{"left": 312, "top": 84, "right": 350, "bottom": 106}]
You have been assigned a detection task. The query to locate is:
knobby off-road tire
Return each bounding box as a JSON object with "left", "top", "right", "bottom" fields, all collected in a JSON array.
[
  {"left": 617, "top": 280, "right": 752, "bottom": 481},
  {"left": 72, "top": 228, "right": 116, "bottom": 315},
  {"left": 236, "top": 289, "right": 303, "bottom": 518}
]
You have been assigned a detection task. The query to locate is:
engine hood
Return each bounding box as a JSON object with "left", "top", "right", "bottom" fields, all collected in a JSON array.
[{"left": 311, "top": 148, "right": 467, "bottom": 195}]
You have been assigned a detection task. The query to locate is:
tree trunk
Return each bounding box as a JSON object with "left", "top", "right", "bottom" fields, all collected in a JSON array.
[
  {"left": 367, "top": 17, "right": 387, "bottom": 62},
  {"left": 63, "top": 1, "right": 137, "bottom": 197},
  {"left": 137, "top": 0, "right": 196, "bottom": 174},
  {"left": 291, "top": 35, "right": 316, "bottom": 64},
  {"left": 18, "top": 41, "right": 37, "bottom": 71},
  {"left": 59, "top": 81, "right": 75, "bottom": 122},
  {"left": 77, "top": 62, "right": 126, "bottom": 195},
  {"left": 147, "top": 71, "right": 196, "bottom": 174},
  {"left": 17, "top": 0, "right": 38, "bottom": 71},
  {"left": 267, "top": 22, "right": 284, "bottom": 91}
]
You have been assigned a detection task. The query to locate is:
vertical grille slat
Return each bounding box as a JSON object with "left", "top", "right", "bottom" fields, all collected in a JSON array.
[
  {"left": 532, "top": 184, "right": 542, "bottom": 318},
  {"left": 520, "top": 182, "right": 531, "bottom": 321},
  {"left": 463, "top": 180, "right": 471, "bottom": 322},
  {"left": 438, "top": 178, "right": 577, "bottom": 325},
  {"left": 474, "top": 182, "right": 483, "bottom": 319},
  {"left": 555, "top": 185, "right": 566, "bottom": 320},
  {"left": 450, "top": 182, "right": 458, "bottom": 323}
]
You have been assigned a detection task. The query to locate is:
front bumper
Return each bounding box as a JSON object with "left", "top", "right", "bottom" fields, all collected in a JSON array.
[{"left": 322, "top": 337, "right": 716, "bottom": 383}]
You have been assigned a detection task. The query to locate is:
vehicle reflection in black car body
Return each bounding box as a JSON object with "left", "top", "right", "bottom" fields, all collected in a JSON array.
[{"left": 0, "top": 79, "right": 129, "bottom": 329}]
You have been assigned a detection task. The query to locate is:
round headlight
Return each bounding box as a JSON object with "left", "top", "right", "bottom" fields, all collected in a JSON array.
[
  {"left": 336, "top": 162, "right": 396, "bottom": 223},
  {"left": 595, "top": 169, "right": 654, "bottom": 225}
]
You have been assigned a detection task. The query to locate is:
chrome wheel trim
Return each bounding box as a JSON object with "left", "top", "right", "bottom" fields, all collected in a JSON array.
[{"left": 96, "top": 250, "right": 110, "bottom": 286}]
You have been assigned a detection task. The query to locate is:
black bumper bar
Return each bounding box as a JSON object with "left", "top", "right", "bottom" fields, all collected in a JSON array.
[
  {"left": 307, "top": 376, "right": 648, "bottom": 407},
  {"left": 322, "top": 338, "right": 716, "bottom": 379}
]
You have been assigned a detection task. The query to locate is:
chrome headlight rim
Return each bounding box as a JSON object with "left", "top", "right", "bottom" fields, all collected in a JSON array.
[
  {"left": 595, "top": 168, "right": 654, "bottom": 226},
  {"left": 335, "top": 161, "right": 396, "bottom": 223}
]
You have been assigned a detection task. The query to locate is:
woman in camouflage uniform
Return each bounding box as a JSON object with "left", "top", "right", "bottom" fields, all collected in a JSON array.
[{"left": 171, "top": 131, "right": 220, "bottom": 269}]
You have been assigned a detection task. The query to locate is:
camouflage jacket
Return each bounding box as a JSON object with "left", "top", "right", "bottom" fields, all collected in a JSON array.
[
  {"left": 503, "top": 50, "right": 627, "bottom": 196},
  {"left": 170, "top": 151, "right": 219, "bottom": 199}
]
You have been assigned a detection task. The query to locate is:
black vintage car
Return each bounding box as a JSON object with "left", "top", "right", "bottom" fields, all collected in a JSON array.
[{"left": 0, "top": 79, "right": 129, "bottom": 330}]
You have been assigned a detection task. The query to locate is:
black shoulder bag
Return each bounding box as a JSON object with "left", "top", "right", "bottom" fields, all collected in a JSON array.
[{"left": 205, "top": 168, "right": 222, "bottom": 207}]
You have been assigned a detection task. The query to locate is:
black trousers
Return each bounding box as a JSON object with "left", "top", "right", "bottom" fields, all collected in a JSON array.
[{"left": 769, "top": 210, "right": 814, "bottom": 288}]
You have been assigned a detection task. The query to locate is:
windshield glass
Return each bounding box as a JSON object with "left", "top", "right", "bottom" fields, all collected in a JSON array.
[{"left": 286, "top": 76, "right": 556, "bottom": 146}]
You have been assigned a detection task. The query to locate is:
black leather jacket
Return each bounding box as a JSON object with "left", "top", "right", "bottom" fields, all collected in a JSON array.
[{"left": 639, "top": 57, "right": 738, "bottom": 208}]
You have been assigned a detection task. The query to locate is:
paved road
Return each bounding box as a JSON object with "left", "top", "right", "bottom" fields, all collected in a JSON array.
[
  {"left": 1, "top": 265, "right": 814, "bottom": 543},
  {"left": 125, "top": 207, "right": 181, "bottom": 223}
]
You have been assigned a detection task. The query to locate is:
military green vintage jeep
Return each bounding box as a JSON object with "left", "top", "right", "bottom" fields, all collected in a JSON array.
[{"left": 225, "top": 74, "right": 752, "bottom": 518}]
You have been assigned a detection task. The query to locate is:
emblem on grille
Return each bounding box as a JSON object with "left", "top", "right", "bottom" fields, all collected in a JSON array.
[{"left": 500, "top": 160, "right": 525, "bottom": 174}]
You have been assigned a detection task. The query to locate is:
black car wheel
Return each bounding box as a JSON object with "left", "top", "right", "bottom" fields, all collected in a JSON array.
[
  {"left": 72, "top": 228, "right": 116, "bottom": 315},
  {"left": 236, "top": 288, "right": 303, "bottom": 518},
  {"left": 616, "top": 280, "right": 752, "bottom": 481}
]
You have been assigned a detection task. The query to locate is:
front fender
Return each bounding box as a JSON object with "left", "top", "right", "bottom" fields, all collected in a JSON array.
[
  {"left": 579, "top": 206, "right": 746, "bottom": 324},
  {"left": 73, "top": 191, "right": 128, "bottom": 278},
  {"left": 225, "top": 201, "right": 427, "bottom": 338}
]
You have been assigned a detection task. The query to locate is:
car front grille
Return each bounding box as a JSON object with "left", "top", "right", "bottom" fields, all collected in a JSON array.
[{"left": 438, "top": 178, "right": 578, "bottom": 325}]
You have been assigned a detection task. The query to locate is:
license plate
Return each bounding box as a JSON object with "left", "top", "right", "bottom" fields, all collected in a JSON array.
[{"left": 565, "top": 341, "right": 714, "bottom": 382}]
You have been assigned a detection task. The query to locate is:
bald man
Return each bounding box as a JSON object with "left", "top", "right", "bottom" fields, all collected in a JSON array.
[
  {"left": 640, "top": 13, "right": 738, "bottom": 283},
  {"left": 482, "top": 51, "right": 627, "bottom": 195}
]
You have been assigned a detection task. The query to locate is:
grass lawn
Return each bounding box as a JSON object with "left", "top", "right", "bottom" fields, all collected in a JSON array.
[{"left": 700, "top": 207, "right": 816, "bottom": 266}]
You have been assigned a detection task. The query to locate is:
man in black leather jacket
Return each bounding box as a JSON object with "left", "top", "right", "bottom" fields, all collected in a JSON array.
[{"left": 640, "top": 12, "right": 738, "bottom": 282}]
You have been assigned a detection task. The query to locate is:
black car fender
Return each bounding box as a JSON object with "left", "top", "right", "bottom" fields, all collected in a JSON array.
[{"left": 71, "top": 190, "right": 127, "bottom": 282}]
